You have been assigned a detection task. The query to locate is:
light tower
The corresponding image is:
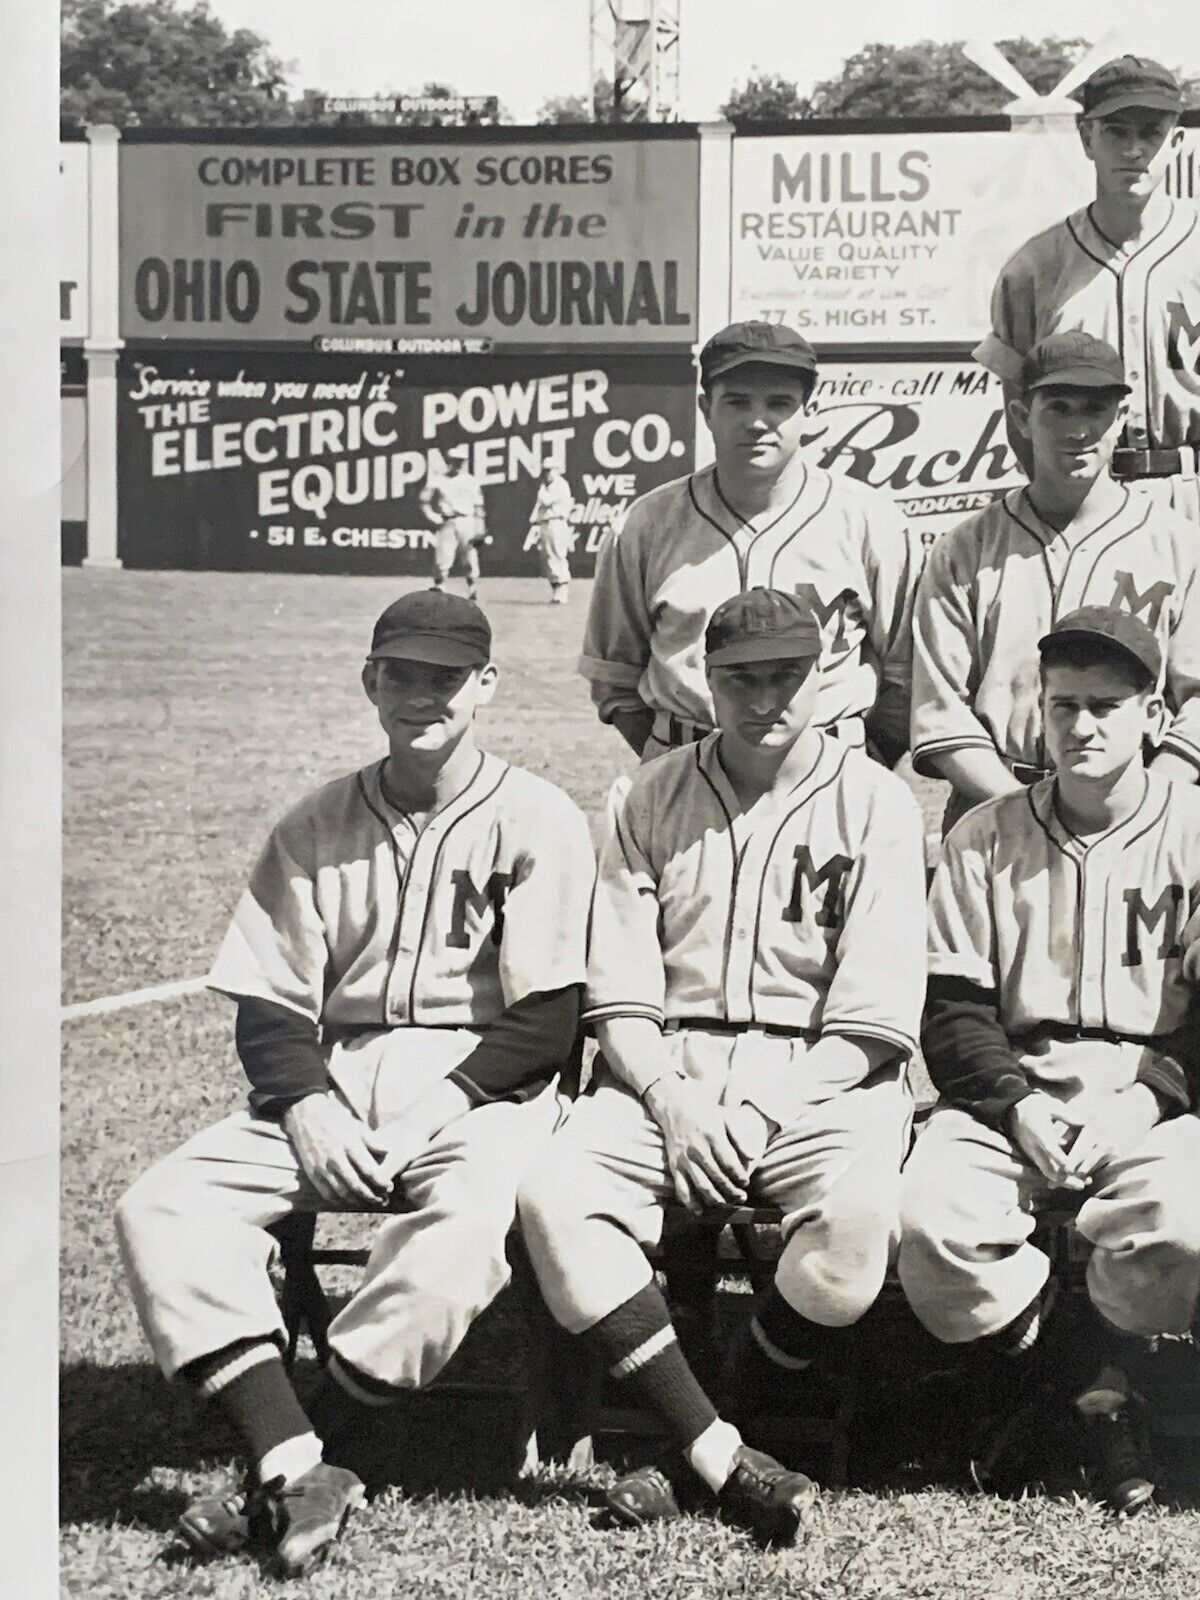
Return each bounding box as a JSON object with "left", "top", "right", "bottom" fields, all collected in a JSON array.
[{"left": 589, "top": 0, "right": 682, "bottom": 122}]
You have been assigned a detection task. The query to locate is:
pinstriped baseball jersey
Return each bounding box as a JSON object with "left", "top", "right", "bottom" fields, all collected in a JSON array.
[
  {"left": 580, "top": 463, "right": 922, "bottom": 741},
  {"left": 208, "top": 754, "right": 594, "bottom": 1031},
  {"left": 584, "top": 731, "right": 926, "bottom": 1058},
  {"left": 929, "top": 774, "right": 1200, "bottom": 1104},
  {"left": 912, "top": 480, "right": 1200, "bottom": 779},
  {"left": 975, "top": 198, "right": 1200, "bottom": 452}
]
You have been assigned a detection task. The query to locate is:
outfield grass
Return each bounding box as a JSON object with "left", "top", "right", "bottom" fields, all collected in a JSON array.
[{"left": 62, "top": 571, "right": 1200, "bottom": 1598}]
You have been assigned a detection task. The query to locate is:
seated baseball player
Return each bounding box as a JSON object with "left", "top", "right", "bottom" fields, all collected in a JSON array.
[
  {"left": 115, "top": 590, "right": 594, "bottom": 1575},
  {"left": 519, "top": 587, "right": 927, "bottom": 1542},
  {"left": 912, "top": 332, "right": 1200, "bottom": 835},
  {"left": 899, "top": 606, "right": 1200, "bottom": 1514},
  {"left": 581, "top": 320, "right": 923, "bottom": 766}
]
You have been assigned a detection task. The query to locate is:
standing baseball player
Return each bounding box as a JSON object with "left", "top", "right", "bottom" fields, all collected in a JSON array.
[
  {"left": 115, "top": 590, "right": 594, "bottom": 1575},
  {"left": 421, "top": 456, "right": 487, "bottom": 597},
  {"left": 520, "top": 588, "right": 927, "bottom": 1541},
  {"left": 900, "top": 606, "right": 1200, "bottom": 1513},
  {"left": 976, "top": 56, "right": 1200, "bottom": 522},
  {"left": 913, "top": 332, "right": 1200, "bottom": 832},
  {"left": 581, "top": 321, "right": 923, "bottom": 765},
  {"left": 529, "top": 461, "right": 575, "bottom": 604}
]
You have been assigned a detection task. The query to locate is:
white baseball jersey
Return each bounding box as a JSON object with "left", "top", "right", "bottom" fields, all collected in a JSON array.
[
  {"left": 976, "top": 198, "right": 1200, "bottom": 452},
  {"left": 209, "top": 753, "right": 594, "bottom": 1032},
  {"left": 580, "top": 463, "right": 922, "bottom": 743},
  {"left": 585, "top": 732, "right": 926, "bottom": 1094},
  {"left": 421, "top": 470, "right": 484, "bottom": 527},
  {"left": 912, "top": 480, "right": 1200, "bottom": 780},
  {"left": 929, "top": 774, "right": 1200, "bottom": 1106},
  {"left": 530, "top": 474, "right": 573, "bottom": 532}
]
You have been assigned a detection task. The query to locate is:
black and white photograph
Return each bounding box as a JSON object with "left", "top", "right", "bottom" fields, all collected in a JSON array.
[{"left": 7, "top": 3, "right": 1200, "bottom": 1594}]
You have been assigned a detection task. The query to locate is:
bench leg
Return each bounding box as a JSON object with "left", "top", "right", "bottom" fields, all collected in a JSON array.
[
  {"left": 274, "top": 1213, "right": 331, "bottom": 1369},
  {"left": 510, "top": 1235, "right": 599, "bottom": 1474}
]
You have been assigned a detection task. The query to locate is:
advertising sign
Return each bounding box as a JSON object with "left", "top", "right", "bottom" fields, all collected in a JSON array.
[
  {"left": 731, "top": 127, "right": 1089, "bottom": 346},
  {"left": 60, "top": 142, "right": 89, "bottom": 340},
  {"left": 119, "top": 136, "right": 698, "bottom": 344},
  {"left": 808, "top": 358, "right": 1023, "bottom": 540},
  {"left": 117, "top": 349, "right": 696, "bottom": 572}
]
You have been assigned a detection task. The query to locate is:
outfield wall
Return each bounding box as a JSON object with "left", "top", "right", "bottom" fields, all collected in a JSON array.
[{"left": 62, "top": 114, "right": 1200, "bottom": 571}]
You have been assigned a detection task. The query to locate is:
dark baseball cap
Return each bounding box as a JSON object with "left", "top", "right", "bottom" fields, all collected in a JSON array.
[
  {"left": 368, "top": 589, "right": 491, "bottom": 668},
  {"left": 1073, "top": 55, "right": 1184, "bottom": 120},
  {"left": 1021, "top": 332, "right": 1131, "bottom": 395},
  {"left": 1038, "top": 605, "right": 1161, "bottom": 684},
  {"left": 705, "top": 587, "right": 822, "bottom": 668},
  {"left": 699, "top": 322, "right": 818, "bottom": 388}
]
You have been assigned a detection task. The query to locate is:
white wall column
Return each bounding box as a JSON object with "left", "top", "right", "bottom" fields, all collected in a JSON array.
[{"left": 83, "top": 123, "right": 122, "bottom": 567}]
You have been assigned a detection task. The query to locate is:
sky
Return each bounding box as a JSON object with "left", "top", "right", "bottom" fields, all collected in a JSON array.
[{"left": 203, "top": 0, "right": 1200, "bottom": 121}]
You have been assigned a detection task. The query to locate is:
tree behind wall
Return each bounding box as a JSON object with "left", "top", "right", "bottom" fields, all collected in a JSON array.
[{"left": 61, "top": 0, "right": 294, "bottom": 126}]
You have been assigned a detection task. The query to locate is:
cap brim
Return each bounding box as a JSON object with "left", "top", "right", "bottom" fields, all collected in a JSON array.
[
  {"left": 1082, "top": 88, "right": 1182, "bottom": 118},
  {"left": 707, "top": 637, "right": 821, "bottom": 667},
  {"left": 704, "top": 351, "right": 817, "bottom": 383},
  {"left": 369, "top": 637, "right": 487, "bottom": 667},
  {"left": 1038, "top": 627, "right": 1156, "bottom": 680},
  {"left": 1026, "top": 368, "right": 1131, "bottom": 393}
]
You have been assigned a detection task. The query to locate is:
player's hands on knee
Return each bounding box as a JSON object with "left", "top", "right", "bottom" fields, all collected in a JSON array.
[
  {"left": 723, "top": 1102, "right": 773, "bottom": 1174},
  {"left": 1059, "top": 1084, "right": 1160, "bottom": 1184},
  {"left": 1008, "top": 1093, "right": 1086, "bottom": 1191},
  {"left": 282, "top": 1092, "right": 393, "bottom": 1208},
  {"left": 645, "top": 1077, "right": 752, "bottom": 1210}
]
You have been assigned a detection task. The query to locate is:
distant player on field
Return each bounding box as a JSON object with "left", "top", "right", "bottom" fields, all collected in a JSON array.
[
  {"left": 116, "top": 591, "right": 594, "bottom": 1575},
  {"left": 580, "top": 321, "right": 924, "bottom": 765},
  {"left": 421, "top": 457, "right": 487, "bottom": 597},
  {"left": 976, "top": 56, "right": 1200, "bottom": 522},
  {"left": 529, "top": 460, "right": 575, "bottom": 605},
  {"left": 521, "top": 588, "right": 927, "bottom": 1542},
  {"left": 900, "top": 607, "right": 1200, "bottom": 1514},
  {"left": 913, "top": 332, "right": 1200, "bottom": 833}
]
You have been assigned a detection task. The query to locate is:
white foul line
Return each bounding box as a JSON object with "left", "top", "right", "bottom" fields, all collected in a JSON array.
[{"left": 61, "top": 977, "right": 208, "bottom": 1021}]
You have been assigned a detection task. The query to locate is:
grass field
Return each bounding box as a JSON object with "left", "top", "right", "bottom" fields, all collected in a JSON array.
[{"left": 62, "top": 571, "right": 1200, "bottom": 1598}]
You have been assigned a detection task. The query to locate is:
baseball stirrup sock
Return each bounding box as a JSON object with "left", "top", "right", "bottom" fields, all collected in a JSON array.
[
  {"left": 750, "top": 1283, "right": 850, "bottom": 1371},
  {"left": 185, "top": 1339, "right": 315, "bottom": 1466},
  {"left": 586, "top": 1283, "right": 718, "bottom": 1449}
]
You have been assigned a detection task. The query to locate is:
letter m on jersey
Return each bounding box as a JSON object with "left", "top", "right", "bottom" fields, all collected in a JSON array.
[
  {"left": 1122, "top": 884, "right": 1184, "bottom": 967},
  {"left": 1167, "top": 301, "right": 1200, "bottom": 373},
  {"left": 784, "top": 847, "right": 853, "bottom": 930},
  {"left": 447, "top": 869, "right": 513, "bottom": 949},
  {"left": 1111, "top": 571, "right": 1172, "bottom": 631}
]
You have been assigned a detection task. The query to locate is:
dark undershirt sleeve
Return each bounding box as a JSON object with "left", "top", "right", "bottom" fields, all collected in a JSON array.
[
  {"left": 1139, "top": 1017, "right": 1200, "bottom": 1116},
  {"left": 449, "top": 985, "right": 583, "bottom": 1106},
  {"left": 235, "top": 996, "right": 328, "bottom": 1120},
  {"left": 921, "top": 973, "right": 1033, "bottom": 1130}
]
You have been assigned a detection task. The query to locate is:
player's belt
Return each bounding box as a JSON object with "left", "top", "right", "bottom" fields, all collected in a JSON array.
[
  {"left": 665, "top": 1017, "right": 815, "bottom": 1040},
  {"left": 1111, "top": 445, "right": 1200, "bottom": 480},
  {"left": 1004, "top": 757, "right": 1050, "bottom": 784},
  {"left": 651, "top": 712, "right": 866, "bottom": 750}
]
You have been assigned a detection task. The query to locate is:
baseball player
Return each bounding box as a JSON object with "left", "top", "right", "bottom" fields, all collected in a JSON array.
[
  {"left": 900, "top": 606, "right": 1200, "bottom": 1514},
  {"left": 529, "top": 461, "right": 575, "bottom": 604},
  {"left": 581, "top": 321, "right": 923, "bottom": 765},
  {"left": 913, "top": 332, "right": 1200, "bottom": 833},
  {"left": 420, "top": 457, "right": 487, "bottom": 597},
  {"left": 115, "top": 590, "right": 594, "bottom": 1574},
  {"left": 976, "top": 56, "right": 1200, "bottom": 522},
  {"left": 520, "top": 588, "right": 927, "bottom": 1541}
]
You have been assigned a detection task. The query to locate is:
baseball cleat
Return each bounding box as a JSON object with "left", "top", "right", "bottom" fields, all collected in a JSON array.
[
  {"left": 257, "top": 1463, "right": 367, "bottom": 1576},
  {"left": 604, "top": 1465, "right": 682, "bottom": 1525},
  {"left": 1074, "top": 1367, "right": 1155, "bottom": 1516},
  {"left": 174, "top": 1479, "right": 256, "bottom": 1558},
  {"left": 717, "top": 1445, "right": 817, "bottom": 1545}
]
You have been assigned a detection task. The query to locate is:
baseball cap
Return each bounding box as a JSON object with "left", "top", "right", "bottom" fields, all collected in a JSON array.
[
  {"left": 1020, "top": 332, "right": 1130, "bottom": 395},
  {"left": 368, "top": 589, "right": 491, "bottom": 668},
  {"left": 1073, "top": 56, "right": 1184, "bottom": 120},
  {"left": 705, "top": 588, "right": 822, "bottom": 668},
  {"left": 699, "top": 322, "right": 818, "bottom": 388},
  {"left": 1038, "top": 605, "right": 1161, "bottom": 685}
]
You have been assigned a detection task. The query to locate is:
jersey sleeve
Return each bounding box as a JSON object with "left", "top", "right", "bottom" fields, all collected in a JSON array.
[
  {"left": 910, "top": 532, "right": 997, "bottom": 775},
  {"left": 927, "top": 813, "right": 998, "bottom": 992},
  {"left": 579, "top": 515, "right": 653, "bottom": 724},
  {"left": 818, "top": 782, "right": 927, "bottom": 1056},
  {"left": 207, "top": 811, "right": 329, "bottom": 1023},
  {"left": 860, "top": 491, "right": 923, "bottom": 757},
  {"left": 973, "top": 247, "right": 1036, "bottom": 381},
  {"left": 1158, "top": 531, "right": 1200, "bottom": 771},
  {"left": 498, "top": 794, "right": 595, "bottom": 1006},
  {"left": 582, "top": 778, "right": 666, "bottom": 1029}
]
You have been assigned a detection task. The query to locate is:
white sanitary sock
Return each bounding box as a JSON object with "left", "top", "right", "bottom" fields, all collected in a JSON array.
[
  {"left": 685, "top": 1418, "right": 743, "bottom": 1493},
  {"left": 257, "top": 1430, "right": 323, "bottom": 1486}
]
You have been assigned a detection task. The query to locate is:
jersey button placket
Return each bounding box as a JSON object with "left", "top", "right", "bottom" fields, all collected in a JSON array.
[
  {"left": 723, "top": 829, "right": 760, "bottom": 1021},
  {"left": 1076, "top": 856, "right": 1104, "bottom": 1027}
]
